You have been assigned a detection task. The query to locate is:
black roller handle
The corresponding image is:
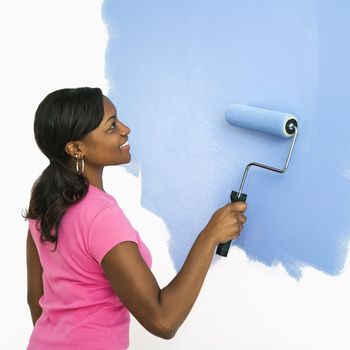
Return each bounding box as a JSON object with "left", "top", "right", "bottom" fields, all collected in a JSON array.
[{"left": 215, "top": 190, "right": 248, "bottom": 257}]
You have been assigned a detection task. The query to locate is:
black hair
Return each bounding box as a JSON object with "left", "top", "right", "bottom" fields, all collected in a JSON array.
[{"left": 22, "top": 87, "right": 104, "bottom": 251}]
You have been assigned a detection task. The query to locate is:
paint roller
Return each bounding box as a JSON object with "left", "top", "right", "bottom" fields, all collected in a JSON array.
[{"left": 216, "top": 104, "right": 298, "bottom": 257}]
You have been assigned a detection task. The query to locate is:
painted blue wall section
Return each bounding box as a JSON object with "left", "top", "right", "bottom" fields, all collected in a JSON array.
[{"left": 102, "top": 1, "right": 350, "bottom": 279}]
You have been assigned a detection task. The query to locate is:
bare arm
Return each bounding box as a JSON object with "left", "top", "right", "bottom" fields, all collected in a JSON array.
[
  {"left": 101, "top": 229, "right": 216, "bottom": 339},
  {"left": 158, "top": 230, "right": 216, "bottom": 335},
  {"left": 26, "top": 229, "right": 43, "bottom": 326}
]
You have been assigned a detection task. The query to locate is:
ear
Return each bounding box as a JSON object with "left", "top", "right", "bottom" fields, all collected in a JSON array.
[{"left": 64, "top": 141, "right": 85, "bottom": 158}]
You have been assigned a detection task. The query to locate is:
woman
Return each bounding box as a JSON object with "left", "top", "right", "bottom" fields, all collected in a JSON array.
[{"left": 23, "top": 87, "right": 247, "bottom": 349}]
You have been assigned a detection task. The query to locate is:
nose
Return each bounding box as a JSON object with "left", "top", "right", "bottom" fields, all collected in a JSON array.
[
  {"left": 119, "top": 121, "right": 130, "bottom": 135},
  {"left": 123, "top": 125, "right": 130, "bottom": 135}
]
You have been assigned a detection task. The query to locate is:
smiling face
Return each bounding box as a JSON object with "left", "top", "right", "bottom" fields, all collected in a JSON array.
[{"left": 65, "top": 95, "right": 131, "bottom": 172}]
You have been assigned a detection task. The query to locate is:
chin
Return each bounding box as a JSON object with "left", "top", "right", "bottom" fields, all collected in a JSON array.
[{"left": 121, "top": 154, "right": 132, "bottom": 164}]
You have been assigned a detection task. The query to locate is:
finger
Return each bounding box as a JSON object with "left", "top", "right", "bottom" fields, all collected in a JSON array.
[
  {"left": 231, "top": 202, "right": 247, "bottom": 212},
  {"left": 235, "top": 229, "right": 242, "bottom": 239},
  {"left": 238, "top": 214, "right": 247, "bottom": 223}
]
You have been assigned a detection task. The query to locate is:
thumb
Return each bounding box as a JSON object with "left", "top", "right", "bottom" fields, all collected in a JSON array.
[{"left": 231, "top": 201, "right": 247, "bottom": 212}]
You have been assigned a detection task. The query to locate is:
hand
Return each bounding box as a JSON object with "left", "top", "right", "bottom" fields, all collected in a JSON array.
[{"left": 202, "top": 202, "right": 247, "bottom": 245}]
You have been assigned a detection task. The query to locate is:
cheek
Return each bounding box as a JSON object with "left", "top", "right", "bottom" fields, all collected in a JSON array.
[
  {"left": 110, "top": 133, "right": 121, "bottom": 148},
  {"left": 88, "top": 133, "right": 121, "bottom": 157},
  {"left": 107, "top": 134, "right": 123, "bottom": 154},
  {"left": 87, "top": 139, "right": 110, "bottom": 158}
]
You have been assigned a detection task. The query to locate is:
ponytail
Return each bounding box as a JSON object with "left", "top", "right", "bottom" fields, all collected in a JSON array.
[{"left": 22, "top": 87, "right": 104, "bottom": 251}]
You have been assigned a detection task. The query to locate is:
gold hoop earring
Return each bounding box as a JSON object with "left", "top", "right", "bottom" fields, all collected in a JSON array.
[{"left": 75, "top": 155, "right": 85, "bottom": 175}]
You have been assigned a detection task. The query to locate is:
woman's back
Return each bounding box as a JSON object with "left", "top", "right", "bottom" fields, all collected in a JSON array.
[{"left": 27, "top": 183, "right": 152, "bottom": 350}]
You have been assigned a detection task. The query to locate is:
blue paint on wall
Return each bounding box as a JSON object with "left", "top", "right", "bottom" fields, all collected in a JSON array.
[{"left": 102, "top": 1, "right": 350, "bottom": 279}]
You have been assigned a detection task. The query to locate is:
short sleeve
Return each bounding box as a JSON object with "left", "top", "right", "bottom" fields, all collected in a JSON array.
[{"left": 88, "top": 205, "right": 139, "bottom": 264}]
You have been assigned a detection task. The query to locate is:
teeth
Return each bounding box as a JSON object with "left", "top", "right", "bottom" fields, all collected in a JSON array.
[{"left": 120, "top": 140, "right": 129, "bottom": 149}]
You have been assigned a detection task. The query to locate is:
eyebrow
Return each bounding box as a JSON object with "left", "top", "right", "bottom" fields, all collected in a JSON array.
[{"left": 104, "top": 115, "right": 117, "bottom": 125}]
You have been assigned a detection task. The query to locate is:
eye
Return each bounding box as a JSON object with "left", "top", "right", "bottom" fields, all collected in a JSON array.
[{"left": 109, "top": 120, "right": 116, "bottom": 130}]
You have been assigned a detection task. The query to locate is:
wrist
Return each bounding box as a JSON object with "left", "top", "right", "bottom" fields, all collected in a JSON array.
[{"left": 198, "top": 229, "right": 217, "bottom": 249}]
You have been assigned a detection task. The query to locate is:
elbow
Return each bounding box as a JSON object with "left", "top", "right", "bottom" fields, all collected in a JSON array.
[
  {"left": 157, "top": 328, "right": 176, "bottom": 340},
  {"left": 158, "top": 328, "right": 176, "bottom": 340},
  {"left": 153, "top": 318, "right": 177, "bottom": 340}
]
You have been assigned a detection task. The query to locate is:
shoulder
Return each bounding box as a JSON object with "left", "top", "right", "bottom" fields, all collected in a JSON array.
[
  {"left": 68, "top": 186, "right": 119, "bottom": 223},
  {"left": 45, "top": 190, "right": 120, "bottom": 247}
]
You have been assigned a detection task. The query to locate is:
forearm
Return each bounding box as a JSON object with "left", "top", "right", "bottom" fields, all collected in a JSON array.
[
  {"left": 159, "top": 230, "right": 216, "bottom": 336},
  {"left": 28, "top": 301, "right": 42, "bottom": 326}
]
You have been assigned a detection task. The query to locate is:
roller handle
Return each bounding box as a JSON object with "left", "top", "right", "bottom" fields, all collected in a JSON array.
[{"left": 215, "top": 190, "right": 248, "bottom": 257}]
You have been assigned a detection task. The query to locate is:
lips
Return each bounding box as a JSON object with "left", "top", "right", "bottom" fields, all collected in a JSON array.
[
  {"left": 119, "top": 141, "right": 130, "bottom": 151},
  {"left": 120, "top": 140, "right": 129, "bottom": 149}
]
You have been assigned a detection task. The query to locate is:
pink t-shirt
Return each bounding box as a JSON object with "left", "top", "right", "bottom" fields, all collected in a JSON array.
[{"left": 27, "top": 183, "right": 152, "bottom": 350}]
